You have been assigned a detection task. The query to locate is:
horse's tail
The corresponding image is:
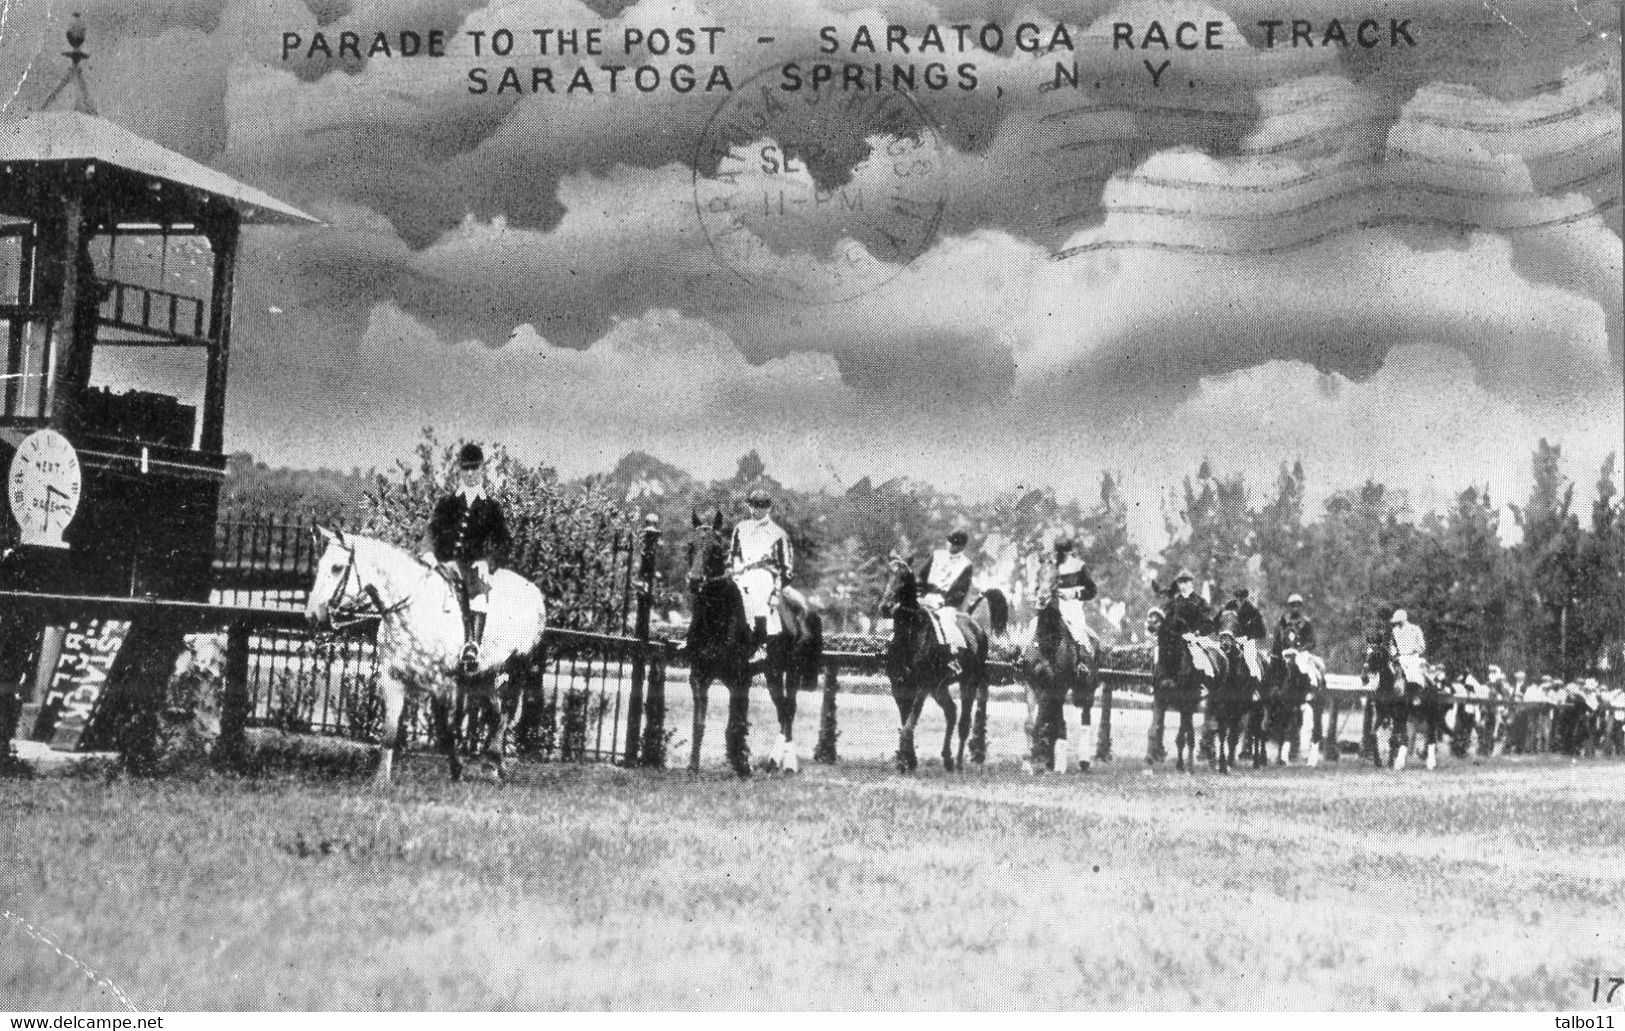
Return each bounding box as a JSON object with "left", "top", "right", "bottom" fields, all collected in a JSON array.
[
  {"left": 799, "top": 608, "right": 824, "bottom": 683},
  {"left": 982, "top": 589, "right": 1010, "bottom": 637}
]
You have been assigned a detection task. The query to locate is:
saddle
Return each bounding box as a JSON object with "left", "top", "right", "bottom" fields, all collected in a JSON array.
[
  {"left": 776, "top": 585, "right": 810, "bottom": 637},
  {"left": 1393, "top": 653, "right": 1428, "bottom": 687},
  {"left": 1184, "top": 635, "right": 1223, "bottom": 678}
]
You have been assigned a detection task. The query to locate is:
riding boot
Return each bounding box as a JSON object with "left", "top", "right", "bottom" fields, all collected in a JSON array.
[
  {"left": 461, "top": 611, "right": 486, "bottom": 676},
  {"left": 749, "top": 618, "right": 768, "bottom": 665}
]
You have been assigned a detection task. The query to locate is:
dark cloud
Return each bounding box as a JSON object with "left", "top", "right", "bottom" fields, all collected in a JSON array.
[{"left": 14, "top": 0, "right": 1613, "bottom": 497}]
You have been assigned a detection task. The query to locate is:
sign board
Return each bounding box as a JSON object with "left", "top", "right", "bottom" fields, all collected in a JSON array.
[{"left": 33, "top": 618, "right": 131, "bottom": 750}]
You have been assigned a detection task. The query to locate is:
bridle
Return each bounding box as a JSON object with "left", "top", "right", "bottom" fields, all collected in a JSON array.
[
  {"left": 880, "top": 558, "right": 921, "bottom": 618},
  {"left": 686, "top": 526, "right": 733, "bottom": 588},
  {"left": 321, "top": 541, "right": 410, "bottom": 632}
]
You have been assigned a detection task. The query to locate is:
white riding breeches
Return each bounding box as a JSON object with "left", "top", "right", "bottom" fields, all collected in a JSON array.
[
  {"left": 1397, "top": 653, "right": 1427, "bottom": 686},
  {"left": 1240, "top": 639, "right": 1264, "bottom": 680},
  {"left": 1057, "top": 597, "right": 1098, "bottom": 653},
  {"left": 736, "top": 568, "right": 782, "bottom": 635},
  {"left": 921, "top": 595, "right": 967, "bottom": 651}
]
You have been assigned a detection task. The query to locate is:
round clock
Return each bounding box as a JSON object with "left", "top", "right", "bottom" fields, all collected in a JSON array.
[{"left": 8, "top": 429, "right": 81, "bottom": 549}]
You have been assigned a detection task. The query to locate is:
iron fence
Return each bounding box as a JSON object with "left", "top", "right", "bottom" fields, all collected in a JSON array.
[{"left": 212, "top": 514, "right": 641, "bottom": 631}]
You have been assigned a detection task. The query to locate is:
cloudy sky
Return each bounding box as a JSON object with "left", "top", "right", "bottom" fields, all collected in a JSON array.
[{"left": 3, "top": 0, "right": 1619, "bottom": 545}]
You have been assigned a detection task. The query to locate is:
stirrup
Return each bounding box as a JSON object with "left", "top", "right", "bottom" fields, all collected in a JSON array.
[
  {"left": 946, "top": 659, "right": 963, "bottom": 677},
  {"left": 748, "top": 644, "right": 768, "bottom": 665}
]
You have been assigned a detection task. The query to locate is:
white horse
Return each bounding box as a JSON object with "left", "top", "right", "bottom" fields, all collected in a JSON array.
[{"left": 305, "top": 527, "right": 547, "bottom": 784}]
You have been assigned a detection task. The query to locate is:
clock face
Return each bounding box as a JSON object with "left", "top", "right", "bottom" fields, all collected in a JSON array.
[{"left": 9, "top": 429, "right": 81, "bottom": 549}]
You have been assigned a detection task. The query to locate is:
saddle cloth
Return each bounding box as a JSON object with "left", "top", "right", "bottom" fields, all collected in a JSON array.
[
  {"left": 1239, "top": 639, "right": 1264, "bottom": 680},
  {"left": 1293, "top": 649, "right": 1326, "bottom": 683},
  {"left": 921, "top": 595, "right": 968, "bottom": 651},
  {"left": 1395, "top": 653, "right": 1427, "bottom": 686},
  {"left": 426, "top": 555, "right": 489, "bottom": 613},
  {"left": 736, "top": 567, "right": 783, "bottom": 635},
  {"left": 1185, "top": 635, "right": 1222, "bottom": 677},
  {"left": 1056, "top": 597, "right": 1102, "bottom": 656}
]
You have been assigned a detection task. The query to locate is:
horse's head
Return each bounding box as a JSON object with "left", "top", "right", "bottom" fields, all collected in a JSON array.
[
  {"left": 306, "top": 525, "right": 361, "bottom": 630},
  {"left": 684, "top": 509, "right": 730, "bottom": 590},
  {"left": 878, "top": 552, "right": 918, "bottom": 618},
  {"left": 1145, "top": 608, "right": 1165, "bottom": 637}
]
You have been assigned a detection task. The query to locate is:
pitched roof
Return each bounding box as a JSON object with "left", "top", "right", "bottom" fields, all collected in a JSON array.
[{"left": 0, "top": 111, "right": 320, "bottom": 226}]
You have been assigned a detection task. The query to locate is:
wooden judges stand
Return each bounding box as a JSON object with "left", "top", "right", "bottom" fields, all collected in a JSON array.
[{"left": 0, "top": 18, "right": 317, "bottom": 758}]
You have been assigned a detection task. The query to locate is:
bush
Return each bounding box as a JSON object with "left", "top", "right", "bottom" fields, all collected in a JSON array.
[{"left": 352, "top": 431, "right": 638, "bottom": 632}]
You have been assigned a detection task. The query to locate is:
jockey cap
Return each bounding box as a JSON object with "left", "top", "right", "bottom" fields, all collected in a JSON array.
[
  {"left": 947, "top": 529, "right": 968, "bottom": 547},
  {"left": 1174, "top": 568, "right": 1194, "bottom": 583},
  {"left": 457, "top": 443, "right": 485, "bottom": 468},
  {"left": 1053, "top": 537, "right": 1074, "bottom": 554},
  {"left": 746, "top": 489, "right": 772, "bottom": 509},
  {"left": 1287, "top": 592, "right": 1304, "bottom": 605},
  {"left": 1233, "top": 587, "right": 1249, "bottom": 599},
  {"left": 1390, "top": 608, "right": 1408, "bottom": 624}
]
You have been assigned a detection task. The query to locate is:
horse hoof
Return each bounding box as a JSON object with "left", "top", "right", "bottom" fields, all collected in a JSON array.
[{"left": 1077, "top": 760, "right": 1090, "bottom": 773}]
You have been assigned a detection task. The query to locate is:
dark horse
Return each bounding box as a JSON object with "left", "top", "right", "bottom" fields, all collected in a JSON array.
[
  {"left": 1360, "top": 637, "right": 1449, "bottom": 770},
  {"left": 1262, "top": 627, "right": 1327, "bottom": 766},
  {"left": 1021, "top": 603, "right": 1101, "bottom": 773},
  {"left": 1207, "top": 611, "right": 1260, "bottom": 773},
  {"left": 1146, "top": 611, "right": 1224, "bottom": 771},
  {"left": 682, "top": 510, "right": 823, "bottom": 776},
  {"left": 879, "top": 556, "right": 1008, "bottom": 772}
]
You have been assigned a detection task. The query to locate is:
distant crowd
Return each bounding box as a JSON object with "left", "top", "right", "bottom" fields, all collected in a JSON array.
[{"left": 1439, "top": 666, "right": 1624, "bottom": 758}]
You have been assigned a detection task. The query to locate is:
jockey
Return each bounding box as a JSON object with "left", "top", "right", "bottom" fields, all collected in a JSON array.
[
  {"left": 1050, "top": 538, "right": 1098, "bottom": 653},
  {"left": 429, "top": 443, "right": 511, "bottom": 675},
  {"left": 1223, "top": 588, "right": 1268, "bottom": 680},
  {"left": 1273, "top": 593, "right": 1317, "bottom": 656},
  {"left": 1231, "top": 589, "right": 1267, "bottom": 643},
  {"left": 1158, "top": 569, "right": 1214, "bottom": 680},
  {"left": 1389, "top": 608, "right": 1427, "bottom": 685},
  {"left": 729, "top": 489, "right": 793, "bottom": 663},
  {"left": 919, "top": 529, "right": 974, "bottom": 660}
]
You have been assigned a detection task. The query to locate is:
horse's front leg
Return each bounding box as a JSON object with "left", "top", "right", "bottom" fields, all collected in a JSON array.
[
  {"left": 724, "top": 673, "right": 752, "bottom": 778},
  {"left": 430, "top": 693, "right": 462, "bottom": 782},
  {"left": 373, "top": 675, "right": 407, "bottom": 786},
  {"left": 1175, "top": 709, "right": 1194, "bottom": 772},
  {"left": 1301, "top": 700, "right": 1321, "bottom": 767},
  {"left": 762, "top": 643, "right": 794, "bottom": 772},
  {"left": 1147, "top": 696, "right": 1168, "bottom": 764},
  {"left": 939, "top": 678, "right": 959, "bottom": 772},
  {"left": 689, "top": 675, "right": 710, "bottom": 774},
  {"left": 1022, "top": 676, "right": 1044, "bottom": 775},
  {"left": 897, "top": 679, "right": 928, "bottom": 773},
  {"left": 490, "top": 672, "right": 522, "bottom": 783},
  {"left": 969, "top": 659, "right": 991, "bottom": 766}
]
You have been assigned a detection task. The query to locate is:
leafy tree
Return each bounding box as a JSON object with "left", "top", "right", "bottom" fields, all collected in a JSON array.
[
  {"left": 1158, "top": 460, "right": 1253, "bottom": 602},
  {"left": 1255, "top": 460, "right": 1311, "bottom": 610},
  {"left": 1575, "top": 453, "right": 1625, "bottom": 675},
  {"left": 351, "top": 431, "right": 636, "bottom": 632},
  {"left": 1511, "top": 440, "right": 1586, "bottom": 677}
]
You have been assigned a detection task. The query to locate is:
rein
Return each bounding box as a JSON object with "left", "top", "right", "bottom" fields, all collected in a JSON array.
[{"left": 325, "top": 547, "right": 412, "bottom": 631}]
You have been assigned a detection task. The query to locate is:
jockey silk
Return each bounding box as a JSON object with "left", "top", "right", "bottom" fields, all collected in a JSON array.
[
  {"left": 1056, "top": 597, "right": 1100, "bottom": 654},
  {"left": 730, "top": 515, "right": 793, "bottom": 635},
  {"left": 921, "top": 593, "right": 969, "bottom": 651}
]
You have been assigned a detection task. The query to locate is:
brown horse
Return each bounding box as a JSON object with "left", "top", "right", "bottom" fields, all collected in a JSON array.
[
  {"left": 1207, "top": 613, "right": 1260, "bottom": 773},
  {"left": 878, "top": 556, "right": 1008, "bottom": 772},
  {"left": 1146, "top": 611, "right": 1224, "bottom": 772},
  {"left": 1021, "top": 603, "right": 1101, "bottom": 773},
  {"left": 681, "top": 510, "right": 823, "bottom": 776}
]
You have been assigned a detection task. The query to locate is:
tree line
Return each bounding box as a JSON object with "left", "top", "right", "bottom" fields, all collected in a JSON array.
[{"left": 221, "top": 437, "right": 1623, "bottom": 679}]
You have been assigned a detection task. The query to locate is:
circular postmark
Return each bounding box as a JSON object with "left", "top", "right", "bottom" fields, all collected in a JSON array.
[{"left": 692, "top": 60, "right": 950, "bottom": 305}]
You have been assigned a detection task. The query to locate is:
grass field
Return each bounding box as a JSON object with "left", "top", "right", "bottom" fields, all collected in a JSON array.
[{"left": 3, "top": 688, "right": 1620, "bottom": 1012}]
